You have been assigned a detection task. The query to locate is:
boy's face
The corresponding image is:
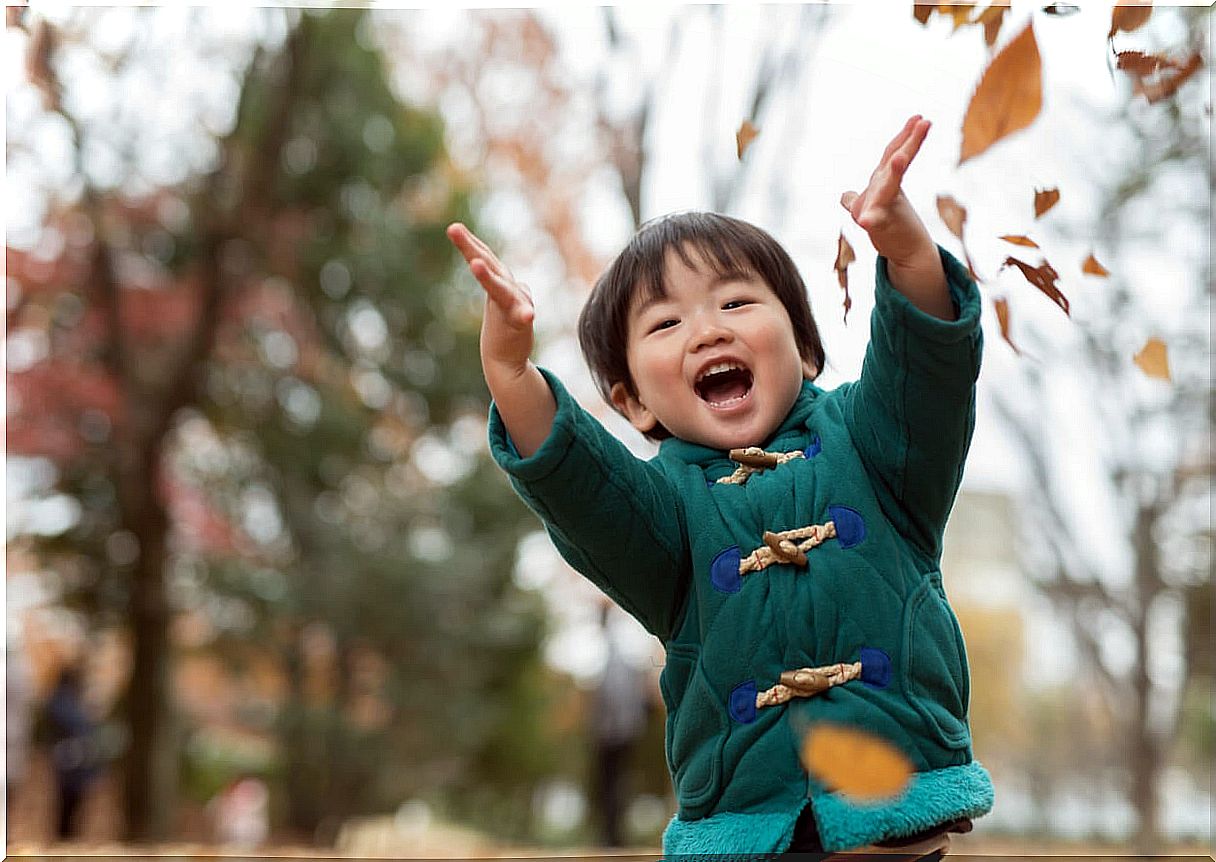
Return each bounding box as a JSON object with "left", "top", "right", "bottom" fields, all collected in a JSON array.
[{"left": 611, "top": 245, "right": 816, "bottom": 451}]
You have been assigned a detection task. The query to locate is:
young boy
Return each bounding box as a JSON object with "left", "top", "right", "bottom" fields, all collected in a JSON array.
[{"left": 447, "top": 115, "right": 993, "bottom": 857}]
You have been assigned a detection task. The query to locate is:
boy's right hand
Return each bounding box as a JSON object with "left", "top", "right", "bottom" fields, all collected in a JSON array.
[{"left": 446, "top": 223, "right": 535, "bottom": 377}]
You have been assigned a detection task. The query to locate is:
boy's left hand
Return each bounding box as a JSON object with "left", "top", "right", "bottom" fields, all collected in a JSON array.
[{"left": 840, "top": 115, "right": 937, "bottom": 267}]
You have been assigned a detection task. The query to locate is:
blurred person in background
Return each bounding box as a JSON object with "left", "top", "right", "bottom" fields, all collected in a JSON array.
[
  {"left": 590, "top": 602, "right": 652, "bottom": 847},
  {"left": 6, "top": 638, "right": 35, "bottom": 823},
  {"left": 40, "top": 662, "right": 101, "bottom": 840}
]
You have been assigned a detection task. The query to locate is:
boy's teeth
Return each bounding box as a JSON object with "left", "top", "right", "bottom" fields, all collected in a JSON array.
[{"left": 698, "top": 361, "right": 744, "bottom": 382}]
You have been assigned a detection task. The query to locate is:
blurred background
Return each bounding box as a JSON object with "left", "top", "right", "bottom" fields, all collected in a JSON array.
[{"left": 4, "top": 1, "right": 1210, "bottom": 855}]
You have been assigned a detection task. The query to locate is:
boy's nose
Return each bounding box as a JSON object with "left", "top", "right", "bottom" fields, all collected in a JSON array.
[{"left": 689, "top": 317, "right": 733, "bottom": 351}]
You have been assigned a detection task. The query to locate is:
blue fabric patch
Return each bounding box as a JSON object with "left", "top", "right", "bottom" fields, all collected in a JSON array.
[
  {"left": 729, "top": 680, "right": 757, "bottom": 724},
  {"left": 706, "top": 478, "right": 716, "bottom": 488},
  {"left": 804, "top": 435, "right": 822, "bottom": 458},
  {"left": 859, "top": 647, "right": 892, "bottom": 688},
  {"left": 828, "top": 505, "right": 866, "bottom": 549},
  {"left": 710, "top": 546, "right": 742, "bottom": 593}
]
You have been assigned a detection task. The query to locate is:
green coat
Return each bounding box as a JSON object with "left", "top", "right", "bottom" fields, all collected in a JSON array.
[{"left": 489, "top": 247, "right": 994, "bottom": 856}]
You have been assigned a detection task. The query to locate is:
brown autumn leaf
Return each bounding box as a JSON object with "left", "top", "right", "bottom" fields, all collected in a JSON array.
[
  {"left": 1130, "top": 51, "right": 1204, "bottom": 104},
  {"left": 994, "top": 296, "right": 1021, "bottom": 354},
  {"left": 999, "top": 234, "right": 1039, "bottom": 248},
  {"left": 835, "top": 232, "right": 856, "bottom": 324},
  {"left": 1081, "top": 253, "right": 1110, "bottom": 276},
  {"left": 802, "top": 723, "right": 913, "bottom": 801},
  {"left": 1117, "top": 50, "right": 1166, "bottom": 75},
  {"left": 974, "top": 4, "right": 1010, "bottom": 48},
  {"left": 936, "top": 195, "right": 967, "bottom": 241},
  {"left": 1033, "top": 186, "right": 1060, "bottom": 218},
  {"left": 913, "top": 4, "right": 935, "bottom": 25},
  {"left": 736, "top": 120, "right": 760, "bottom": 160},
  {"left": 1109, "top": 1, "right": 1152, "bottom": 39},
  {"left": 1133, "top": 337, "right": 1170, "bottom": 380},
  {"left": 959, "top": 22, "right": 1042, "bottom": 165},
  {"left": 1002, "top": 255, "right": 1070, "bottom": 316}
]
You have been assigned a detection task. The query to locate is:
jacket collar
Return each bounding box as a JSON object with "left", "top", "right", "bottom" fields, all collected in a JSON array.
[{"left": 657, "top": 379, "right": 822, "bottom": 468}]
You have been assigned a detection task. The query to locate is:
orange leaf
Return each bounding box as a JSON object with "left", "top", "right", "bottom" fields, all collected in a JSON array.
[
  {"left": 1133, "top": 337, "right": 1170, "bottom": 380},
  {"left": 994, "top": 296, "right": 1021, "bottom": 355},
  {"left": 960, "top": 22, "right": 1042, "bottom": 165},
  {"left": 1129, "top": 51, "right": 1204, "bottom": 104},
  {"left": 1117, "top": 50, "right": 1166, "bottom": 75},
  {"left": 913, "top": 4, "right": 935, "bottom": 25},
  {"left": 936, "top": 194, "right": 968, "bottom": 241},
  {"left": 802, "top": 723, "right": 913, "bottom": 801},
  {"left": 1033, "top": 186, "right": 1060, "bottom": 218},
  {"left": 1081, "top": 253, "right": 1109, "bottom": 277},
  {"left": 947, "top": 4, "right": 976, "bottom": 31},
  {"left": 835, "top": 232, "right": 856, "bottom": 324},
  {"left": 974, "top": 4, "right": 1009, "bottom": 48},
  {"left": 999, "top": 234, "right": 1039, "bottom": 248},
  {"left": 1109, "top": 2, "right": 1152, "bottom": 39},
  {"left": 1002, "top": 255, "right": 1069, "bottom": 315},
  {"left": 736, "top": 120, "right": 760, "bottom": 160}
]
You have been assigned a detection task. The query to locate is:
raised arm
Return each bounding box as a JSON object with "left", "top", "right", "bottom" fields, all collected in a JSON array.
[
  {"left": 838, "top": 116, "right": 983, "bottom": 560},
  {"left": 447, "top": 222, "right": 555, "bottom": 456}
]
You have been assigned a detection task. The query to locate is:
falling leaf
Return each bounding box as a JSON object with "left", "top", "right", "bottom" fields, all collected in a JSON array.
[
  {"left": 835, "top": 232, "right": 855, "bottom": 324},
  {"left": 1133, "top": 337, "right": 1170, "bottom": 380},
  {"left": 1081, "top": 253, "right": 1109, "bottom": 276},
  {"left": 1033, "top": 187, "right": 1060, "bottom": 218},
  {"left": 1109, "top": 1, "right": 1152, "bottom": 39},
  {"left": 736, "top": 121, "right": 760, "bottom": 160},
  {"left": 994, "top": 296, "right": 1021, "bottom": 354},
  {"left": 1042, "top": 3, "right": 1080, "bottom": 15},
  {"left": 802, "top": 723, "right": 913, "bottom": 801},
  {"left": 999, "top": 234, "right": 1039, "bottom": 248},
  {"left": 936, "top": 195, "right": 967, "bottom": 241},
  {"left": 936, "top": 195, "right": 981, "bottom": 282},
  {"left": 913, "top": 4, "right": 935, "bottom": 25},
  {"left": 959, "top": 22, "right": 1042, "bottom": 165},
  {"left": 946, "top": 4, "right": 977, "bottom": 31},
  {"left": 974, "top": 4, "right": 1009, "bottom": 48},
  {"left": 1117, "top": 50, "right": 1167, "bottom": 75},
  {"left": 1002, "top": 255, "right": 1070, "bottom": 315},
  {"left": 1128, "top": 51, "right": 1204, "bottom": 104}
]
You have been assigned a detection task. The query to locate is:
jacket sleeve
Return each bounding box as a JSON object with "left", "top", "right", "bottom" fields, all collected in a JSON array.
[
  {"left": 841, "top": 245, "right": 983, "bottom": 561},
  {"left": 488, "top": 367, "right": 690, "bottom": 640}
]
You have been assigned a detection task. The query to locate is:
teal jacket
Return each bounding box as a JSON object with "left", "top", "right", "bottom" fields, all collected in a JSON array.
[{"left": 489, "top": 247, "right": 994, "bottom": 856}]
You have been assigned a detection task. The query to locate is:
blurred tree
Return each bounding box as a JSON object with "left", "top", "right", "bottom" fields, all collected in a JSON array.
[
  {"left": 989, "top": 7, "right": 1210, "bottom": 851},
  {"left": 7, "top": 6, "right": 555, "bottom": 842}
]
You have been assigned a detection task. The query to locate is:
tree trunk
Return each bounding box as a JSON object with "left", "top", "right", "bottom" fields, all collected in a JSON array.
[{"left": 120, "top": 443, "right": 172, "bottom": 841}]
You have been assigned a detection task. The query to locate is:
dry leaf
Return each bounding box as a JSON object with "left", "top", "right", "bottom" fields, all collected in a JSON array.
[
  {"left": 936, "top": 195, "right": 968, "bottom": 241},
  {"left": 1081, "top": 253, "right": 1109, "bottom": 276},
  {"left": 1033, "top": 187, "right": 1060, "bottom": 218},
  {"left": 1133, "top": 337, "right": 1170, "bottom": 380},
  {"left": 835, "top": 232, "right": 855, "bottom": 324},
  {"left": 1002, "top": 255, "right": 1070, "bottom": 315},
  {"left": 994, "top": 296, "right": 1021, "bottom": 354},
  {"left": 960, "top": 22, "right": 1043, "bottom": 165},
  {"left": 999, "top": 234, "right": 1039, "bottom": 248},
  {"left": 974, "top": 4, "right": 1009, "bottom": 48},
  {"left": 1129, "top": 51, "right": 1204, "bottom": 104},
  {"left": 1117, "top": 50, "right": 1167, "bottom": 75},
  {"left": 802, "top": 723, "right": 913, "bottom": 801},
  {"left": 736, "top": 121, "right": 760, "bottom": 160},
  {"left": 947, "top": 4, "right": 976, "bottom": 31},
  {"left": 1109, "top": 2, "right": 1152, "bottom": 39},
  {"left": 913, "top": 4, "right": 935, "bottom": 25},
  {"left": 1042, "top": 3, "right": 1080, "bottom": 15}
]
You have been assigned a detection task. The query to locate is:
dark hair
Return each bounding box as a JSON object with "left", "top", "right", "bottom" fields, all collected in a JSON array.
[{"left": 577, "top": 211, "right": 825, "bottom": 441}]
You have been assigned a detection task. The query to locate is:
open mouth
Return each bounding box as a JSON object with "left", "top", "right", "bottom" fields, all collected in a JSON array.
[{"left": 695, "top": 362, "right": 754, "bottom": 408}]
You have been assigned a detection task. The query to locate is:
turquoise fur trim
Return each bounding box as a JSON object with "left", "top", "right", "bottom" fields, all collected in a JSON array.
[
  {"left": 662, "top": 802, "right": 807, "bottom": 861},
  {"left": 811, "top": 760, "right": 994, "bottom": 851}
]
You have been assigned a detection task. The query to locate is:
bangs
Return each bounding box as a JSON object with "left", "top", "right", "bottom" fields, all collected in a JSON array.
[{"left": 629, "top": 214, "right": 761, "bottom": 307}]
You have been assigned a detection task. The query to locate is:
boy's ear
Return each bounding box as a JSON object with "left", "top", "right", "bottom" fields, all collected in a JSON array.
[
  {"left": 610, "top": 381, "right": 658, "bottom": 434},
  {"left": 801, "top": 358, "right": 819, "bottom": 380}
]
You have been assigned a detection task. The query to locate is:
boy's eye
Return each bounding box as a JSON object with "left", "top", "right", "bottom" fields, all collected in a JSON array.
[
  {"left": 723, "top": 299, "right": 751, "bottom": 310},
  {"left": 650, "top": 318, "right": 679, "bottom": 333}
]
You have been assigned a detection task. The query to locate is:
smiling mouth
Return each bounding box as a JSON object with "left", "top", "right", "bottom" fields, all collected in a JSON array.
[{"left": 695, "top": 365, "right": 754, "bottom": 408}]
